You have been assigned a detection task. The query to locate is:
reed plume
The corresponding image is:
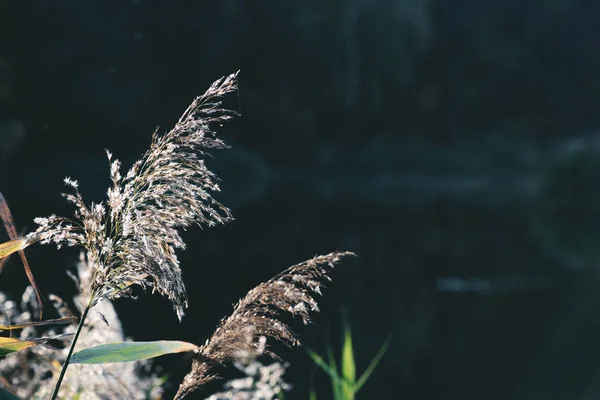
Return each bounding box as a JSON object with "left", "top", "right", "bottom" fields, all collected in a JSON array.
[
  {"left": 25, "top": 72, "right": 239, "bottom": 321},
  {"left": 175, "top": 251, "right": 355, "bottom": 399},
  {"left": 4, "top": 71, "right": 354, "bottom": 399}
]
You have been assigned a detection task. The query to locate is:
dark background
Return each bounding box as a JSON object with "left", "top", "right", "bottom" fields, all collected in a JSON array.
[{"left": 2, "top": 1, "right": 600, "bottom": 399}]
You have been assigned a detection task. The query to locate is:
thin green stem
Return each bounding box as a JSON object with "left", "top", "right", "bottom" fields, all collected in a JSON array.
[{"left": 51, "top": 295, "right": 93, "bottom": 400}]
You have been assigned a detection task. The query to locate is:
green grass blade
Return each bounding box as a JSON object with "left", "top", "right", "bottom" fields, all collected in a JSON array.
[
  {"left": 70, "top": 340, "right": 198, "bottom": 364},
  {"left": 307, "top": 346, "right": 344, "bottom": 399},
  {"left": 0, "top": 386, "right": 22, "bottom": 400},
  {"left": 325, "top": 344, "right": 342, "bottom": 400},
  {"left": 354, "top": 336, "right": 391, "bottom": 392},
  {"left": 341, "top": 323, "right": 356, "bottom": 400},
  {"left": 306, "top": 347, "right": 342, "bottom": 382}
]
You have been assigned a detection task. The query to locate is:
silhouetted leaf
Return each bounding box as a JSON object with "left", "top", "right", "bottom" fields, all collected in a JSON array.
[{"left": 0, "top": 386, "right": 22, "bottom": 400}]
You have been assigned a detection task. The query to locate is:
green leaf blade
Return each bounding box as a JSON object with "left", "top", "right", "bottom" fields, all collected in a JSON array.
[
  {"left": 307, "top": 346, "right": 343, "bottom": 400},
  {"left": 326, "top": 344, "right": 343, "bottom": 400},
  {"left": 70, "top": 340, "right": 198, "bottom": 364},
  {"left": 341, "top": 324, "right": 356, "bottom": 400},
  {"left": 354, "top": 336, "right": 391, "bottom": 392},
  {"left": 306, "top": 348, "right": 340, "bottom": 382}
]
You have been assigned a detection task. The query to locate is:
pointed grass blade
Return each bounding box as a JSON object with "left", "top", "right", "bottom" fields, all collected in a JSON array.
[
  {"left": 340, "top": 323, "right": 356, "bottom": 400},
  {"left": 70, "top": 340, "right": 199, "bottom": 364},
  {"left": 354, "top": 336, "right": 391, "bottom": 392},
  {"left": 0, "top": 333, "right": 72, "bottom": 356},
  {"left": 0, "top": 337, "right": 37, "bottom": 356},
  {"left": 0, "top": 238, "right": 27, "bottom": 260},
  {"left": 0, "top": 317, "right": 75, "bottom": 331},
  {"left": 306, "top": 347, "right": 342, "bottom": 383},
  {"left": 326, "top": 343, "right": 343, "bottom": 400},
  {"left": 307, "top": 347, "right": 345, "bottom": 399}
]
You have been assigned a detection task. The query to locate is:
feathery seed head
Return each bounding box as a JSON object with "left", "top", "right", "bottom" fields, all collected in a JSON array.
[
  {"left": 175, "top": 251, "right": 355, "bottom": 399},
  {"left": 26, "top": 72, "right": 240, "bottom": 321}
]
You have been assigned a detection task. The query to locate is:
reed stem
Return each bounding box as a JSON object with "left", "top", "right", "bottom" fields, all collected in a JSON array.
[{"left": 51, "top": 296, "right": 93, "bottom": 400}]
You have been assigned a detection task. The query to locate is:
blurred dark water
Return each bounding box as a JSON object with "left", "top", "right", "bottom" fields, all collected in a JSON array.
[{"left": 2, "top": 1, "right": 600, "bottom": 399}]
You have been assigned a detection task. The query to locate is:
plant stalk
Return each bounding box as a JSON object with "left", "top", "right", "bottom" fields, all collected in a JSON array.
[{"left": 51, "top": 296, "right": 93, "bottom": 400}]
